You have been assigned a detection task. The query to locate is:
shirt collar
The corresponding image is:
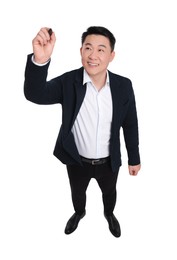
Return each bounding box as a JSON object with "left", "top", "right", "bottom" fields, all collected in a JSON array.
[{"left": 83, "top": 69, "right": 110, "bottom": 86}]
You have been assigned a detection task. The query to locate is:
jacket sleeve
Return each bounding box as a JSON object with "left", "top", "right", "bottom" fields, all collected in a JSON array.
[
  {"left": 24, "top": 54, "right": 63, "bottom": 105},
  {"left": 122, "top": 81, "right": 141, "bottom": 166}
]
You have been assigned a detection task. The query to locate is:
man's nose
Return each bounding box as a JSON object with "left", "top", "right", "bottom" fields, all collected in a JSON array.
[{"left": 89, "top": 50, "right": 97, "bottom": 59}]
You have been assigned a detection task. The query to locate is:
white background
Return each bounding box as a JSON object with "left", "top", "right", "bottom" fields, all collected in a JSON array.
[{"left": 0, "top": 0, "right": 177, "bottom": 259}]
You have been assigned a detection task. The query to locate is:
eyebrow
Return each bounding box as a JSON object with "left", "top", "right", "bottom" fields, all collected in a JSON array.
[{"left": 84, "top": 43, "right": 107, "bottom": 48}]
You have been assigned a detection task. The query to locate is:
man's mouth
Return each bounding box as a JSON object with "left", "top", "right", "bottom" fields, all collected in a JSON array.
[{"left": 88, "top": 62, "right": 99, "bottom": 67}]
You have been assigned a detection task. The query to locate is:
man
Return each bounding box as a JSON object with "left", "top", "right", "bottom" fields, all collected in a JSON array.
[{"left": 24, "top": 26, "right": 141, "bottom": 238}]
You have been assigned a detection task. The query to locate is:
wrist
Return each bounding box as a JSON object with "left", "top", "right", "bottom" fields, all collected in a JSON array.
[{"left": 32, "top": 55, "right": 50, "bottom": 66}]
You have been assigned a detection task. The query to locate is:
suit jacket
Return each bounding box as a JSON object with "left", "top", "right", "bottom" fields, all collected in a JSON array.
[{"left": 24, "top": 54, "right": 140, "bottom": 173}]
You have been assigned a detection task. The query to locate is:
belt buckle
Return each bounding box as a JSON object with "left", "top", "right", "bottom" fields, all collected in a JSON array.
[{"left": 92, "top": 159, "right": 100, "bottom": 165}]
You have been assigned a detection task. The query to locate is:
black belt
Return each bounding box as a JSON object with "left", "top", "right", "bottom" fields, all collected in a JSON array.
[{"left": 81, "top": 156, "right": 110, "bottom": 165}]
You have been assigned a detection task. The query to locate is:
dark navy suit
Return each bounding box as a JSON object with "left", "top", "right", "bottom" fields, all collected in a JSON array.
[{"left": 24, "top": 54, "right": 140, "bottom": 173}]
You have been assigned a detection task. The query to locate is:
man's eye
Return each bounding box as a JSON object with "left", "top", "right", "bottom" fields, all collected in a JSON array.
[{"left": 99, "top": 49, "right": 104, "bottom": 52}]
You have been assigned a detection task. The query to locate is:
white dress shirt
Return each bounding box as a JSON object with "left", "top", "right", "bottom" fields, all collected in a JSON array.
[{"left": 72, "top": 70, "right": 113, "bottom": 159}]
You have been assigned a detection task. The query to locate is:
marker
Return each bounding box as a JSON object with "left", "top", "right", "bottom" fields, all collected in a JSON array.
[{"left": 48, "top": 28, "right": 53, "bottom": 36}]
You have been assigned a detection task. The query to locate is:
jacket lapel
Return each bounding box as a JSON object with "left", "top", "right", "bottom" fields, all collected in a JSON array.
[
  {"left": 71, "top": 68, "right": 87, "bottom": 128},
  {"left": 63, "top": 68, "right": 86, "bottom": 164},
  {"left": 109, "top": 72, "right": 123, "bottom": 135}
]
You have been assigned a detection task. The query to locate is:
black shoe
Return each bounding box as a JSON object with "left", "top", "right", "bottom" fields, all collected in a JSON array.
[
  {"left": 64, "top": 211, "right": 86, "bottom": 235},
  {"left": 104, "top": 213, "right": 121, "bottom": 237}
]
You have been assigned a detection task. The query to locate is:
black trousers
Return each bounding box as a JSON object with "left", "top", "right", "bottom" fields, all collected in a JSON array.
[{"left": 67, "top": 159, "right": 119, "bottom": 216}]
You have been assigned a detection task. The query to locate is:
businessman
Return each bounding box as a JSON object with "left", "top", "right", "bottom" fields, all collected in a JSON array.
[{"left": 24, "top": 26, "right": 141, "bottom": 237}]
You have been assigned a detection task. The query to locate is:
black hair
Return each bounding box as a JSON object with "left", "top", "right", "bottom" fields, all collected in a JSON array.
[{"left": 81, "top": 26, "right": 116, "bottom": 52}]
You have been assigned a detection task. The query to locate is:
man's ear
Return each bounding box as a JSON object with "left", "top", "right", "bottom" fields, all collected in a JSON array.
[
  {"left": 80, "top": 47, "right": 82, "bottom": 55},
  {"left": 110, "top": 51, "right": 115, "bottom": 62}
]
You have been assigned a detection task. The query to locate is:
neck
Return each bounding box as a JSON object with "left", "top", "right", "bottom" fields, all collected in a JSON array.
[{"left": 90, "top": 71, "right": 107, "bottom": 91}]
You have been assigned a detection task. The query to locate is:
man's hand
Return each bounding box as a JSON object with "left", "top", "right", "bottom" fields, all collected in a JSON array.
[
  {"left": 128, "top": 164, "right": 141, "bottom": 176},
  {"left": 32, "top": 27, "right": 56, "bottom": 64}
]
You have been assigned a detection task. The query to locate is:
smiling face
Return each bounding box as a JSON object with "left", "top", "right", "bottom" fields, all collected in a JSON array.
[{"left": 80, "top": 34, "right": 115, "bottom": 84}]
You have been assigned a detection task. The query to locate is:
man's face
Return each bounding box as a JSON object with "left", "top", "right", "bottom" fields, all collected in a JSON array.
[{"left": 80, "top": 34, "right": 115, "bottom": 78}]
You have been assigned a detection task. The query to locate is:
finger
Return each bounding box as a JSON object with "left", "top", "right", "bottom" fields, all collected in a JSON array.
[
  {"left": 130, "top": 170, "right": 137, "bottom": 176},
  {"left": 38, "top": 30, "right": 49, "bottom": 44},
  {"left": 35, "top": 28, "right": 50, "bottom": 44},
  {"left": 42, "top": 27, "right": 54, "bottom": 41},
  {"left": 33, "top": 33, "right": 45, "bottom": 46},
  {"left": 33, "top": 33, "right": 46, "bottom": 47},
  {"left": 133, "top": 171, "right": 138, "bottom": 176}
]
